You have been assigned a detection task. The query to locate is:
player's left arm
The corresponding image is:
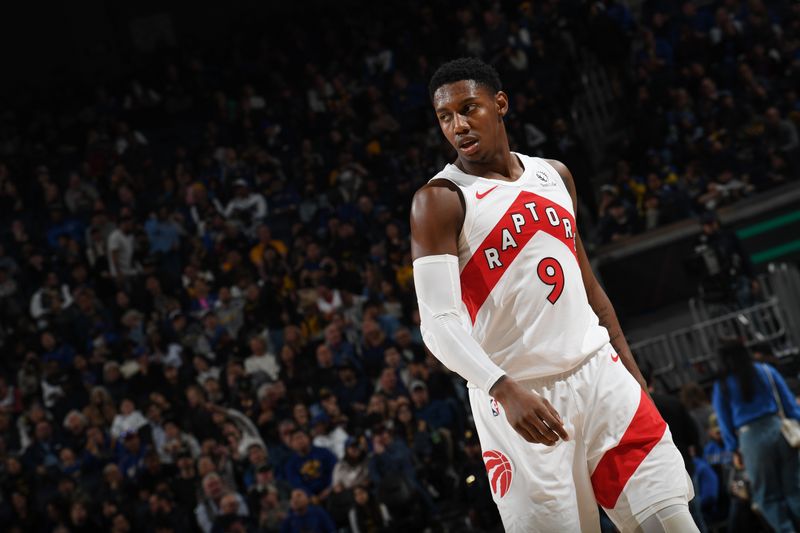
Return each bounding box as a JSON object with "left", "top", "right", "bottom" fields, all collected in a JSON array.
[{"left": 545, "top": 159, "right": 648, "bottom": 391}]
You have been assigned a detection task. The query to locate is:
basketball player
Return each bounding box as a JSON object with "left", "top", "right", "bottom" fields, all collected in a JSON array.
[{"left": 410, "top": 58, "right": 697, "bottom": 532}]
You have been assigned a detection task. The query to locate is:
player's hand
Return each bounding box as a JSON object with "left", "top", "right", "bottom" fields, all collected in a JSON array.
[{"left": 491, "top": 377, "right": 568, "bottom": 446}]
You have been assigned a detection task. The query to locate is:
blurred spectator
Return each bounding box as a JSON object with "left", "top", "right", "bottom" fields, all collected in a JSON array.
[
  {"left": 334, "top": 363, "right": 371, "bottom": 418},
  {"left": 29, "top": 272, "right": 74, "bottom": 329},
  {"left": 410, "top": 379, "right": 458, "bottom": 435},
  {"left": 253, "top": 482, "right": 289, "bottom": 532},
  {"left": 310, "top": 413, "right": 349, "bottom": 460},
  {"left": 280, "top": 488, "right": 335, "bottom": 533},
  {"left": 763, "top": 107, "right": 799, "bottom": 166},
  {"left": 712, "top": 340, "right": 800, "bottom": 532},
  {"left": 332, "top": 436, "right": 369, "bottom": 491},
  {"left": 110, "top": 398, "right": 148, "bottom": 440},
  {"left": 692, "top": 455, "right": 720, "bottom": 529},
  {"left": 22, "top": 419, "right": 60, "bottom": 473},
  {"left": 369, "top": 424, "right": 436, "bottom": 520},
  {"left": 107, "top": 215, "right": 139, "bottom": 282},
  {"left": 680, "top": 382, "right": 715, "bottom": 448},
  {"left": 283, "top": 429, "right": 337, "bottom": 499},
  {"left": 116, "top": 429, "right": 150, "bottom": 480},
  {"left": 195, "top": 472, "right": 250, "bottom": 533},
  {"left": 210, "top": 492, "right": 254, "bottom": 533},
  {"left": 347, "top": 484, "right": 392, "bottom": 533},
  {"left": 245, "top": 335, "right": 280, "bottom": 386},
  {"left": 597, "top": 191, "right": 639, "bottom": 244},
  {"left": 219, "top": 179, "right": 268, "bottom": 236}
]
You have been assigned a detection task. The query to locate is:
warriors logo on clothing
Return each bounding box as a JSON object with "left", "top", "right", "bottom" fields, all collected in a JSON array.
[{"left": 483, "top": 449, "right": 513, "bottom": 498}]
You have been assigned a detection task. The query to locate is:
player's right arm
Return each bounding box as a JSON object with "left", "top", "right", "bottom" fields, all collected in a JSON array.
[{"left": 411, "top": 181, "right": 567, "bottom": 446}]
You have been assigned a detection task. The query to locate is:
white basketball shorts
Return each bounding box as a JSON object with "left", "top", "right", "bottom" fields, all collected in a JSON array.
[{"left": 469, "top": 343, "right": 694, "bottom": 532}]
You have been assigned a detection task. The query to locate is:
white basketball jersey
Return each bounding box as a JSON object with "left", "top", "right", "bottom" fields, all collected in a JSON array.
[{"left": 429, "top": 153, "right": 610, "bottom": 381}]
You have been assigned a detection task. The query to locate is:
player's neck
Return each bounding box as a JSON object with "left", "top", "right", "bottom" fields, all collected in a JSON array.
[{"left": 456, "top": 147, "right": 523, "bottom": 182}]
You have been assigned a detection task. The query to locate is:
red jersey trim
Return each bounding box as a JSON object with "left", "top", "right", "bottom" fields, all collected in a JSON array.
[{"left": 459, "top": 190, "right": 577, "bottom": 324}]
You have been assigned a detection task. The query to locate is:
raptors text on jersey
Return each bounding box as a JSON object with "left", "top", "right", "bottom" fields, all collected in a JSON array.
[{"left": 428, "top": 154, "right": 610, "bottom": 381}]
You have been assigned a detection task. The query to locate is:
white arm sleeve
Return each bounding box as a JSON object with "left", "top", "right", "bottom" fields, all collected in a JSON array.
[{"left": 413, "top": 254, "right": 506, "bottom": 393}]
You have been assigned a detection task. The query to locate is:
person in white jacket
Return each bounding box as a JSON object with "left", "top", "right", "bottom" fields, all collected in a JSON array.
[
  {"left": 216, "top": 179, "right": 267, "bottom": 235},
  {"left": 331, "top": 437, "right": 370, "bottom": 491},
  {"left": 29, "top": 272, "right": 73, "bottom": 327},
  {"left": 110, "top": 398, "right": 147, "bottom": 440}
]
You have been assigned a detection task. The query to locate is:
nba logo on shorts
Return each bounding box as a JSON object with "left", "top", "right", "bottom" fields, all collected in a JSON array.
[
  {"left": 490, "top": 398, "right": 500, "bottom": 417},
  {"left": 483, "top": 450, "right": 513, "bottom": 498}
]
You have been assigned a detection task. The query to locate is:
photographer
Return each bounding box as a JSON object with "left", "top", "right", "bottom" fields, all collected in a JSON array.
[{"left": 689, "top": 212, "right": 758, "bottom": 312}]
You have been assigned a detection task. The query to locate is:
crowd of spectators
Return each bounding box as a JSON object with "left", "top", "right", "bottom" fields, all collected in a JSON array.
[
  {"left": 0, "top": 1, "right": 798, "bottom": 532},
  {"left": 596, "top": 0, "right": 800, "bottom": 243}
]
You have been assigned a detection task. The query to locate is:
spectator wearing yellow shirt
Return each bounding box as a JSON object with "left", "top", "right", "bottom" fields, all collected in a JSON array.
[{"left": 250, "top": 224, "right": 288, "bottom": 268}]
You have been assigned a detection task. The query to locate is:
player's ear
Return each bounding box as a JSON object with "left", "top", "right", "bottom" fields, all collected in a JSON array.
[{"left": 495, "top": 91, "right": 509, "bottom": 120}]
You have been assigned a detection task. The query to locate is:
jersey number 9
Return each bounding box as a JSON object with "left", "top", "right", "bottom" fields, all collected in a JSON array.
[{"left": 537, "top": 257, "right": 564, "bottom": 304}]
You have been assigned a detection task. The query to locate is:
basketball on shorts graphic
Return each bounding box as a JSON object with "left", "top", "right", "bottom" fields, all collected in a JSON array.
[{"left": 483, "top": 449, "right": 513, "bottom": 498}]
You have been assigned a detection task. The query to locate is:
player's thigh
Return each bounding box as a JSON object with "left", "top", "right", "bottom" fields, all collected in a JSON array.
[
  {"left": 469, "top": 385, "right": 583, "bottom": 532},
  {"left": 581, "top": 351, "right": 693, "bottom": 528}
]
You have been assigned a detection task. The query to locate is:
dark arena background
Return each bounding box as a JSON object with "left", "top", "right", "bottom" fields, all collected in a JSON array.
[{"left": 0, "top": 1, "right": 799, "bottom": 532}]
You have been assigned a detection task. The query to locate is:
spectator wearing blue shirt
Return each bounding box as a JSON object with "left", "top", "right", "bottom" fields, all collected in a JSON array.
[
  {"left": 39, "top": 331, "right": 76, "bottom": 369},
  {"left": 144, "top": 207, "right": 181, "bottom": 254},
  {"left": 363, "top": 299, "right": 401, "bottom": 340},
  {"left": 323, "top": 323, "right": 358, "bottom": 369},
  {"left": 369, "top": 424, "right": 436, "bottom": 516},
  {"left": 144, "top": 206, "right": 183, "bottom": 280},
  {"left": 241, "top": 441, "right": 269, "bottom": 491},
  {"left": 360, "top": 319, "right": 393, "bottom": 379},
  {"left": 22, "top": 420, "right": 61, "bottom": 473},
  {"left": 283, "top": 429, "right": 337, "bottom": 499},
  {"left": 280, "top": 488, "right": 335, "bottom": 533},
  {"left": 46, "top": 207, "right": 85, "bottom": 250},
  {"left": 268, "top": 420, "right": 298, "bottom": 479},
  {"left": 410, "top": 380, "right": 459, "bottom": 435},
  {"left": 702, "top": 414, "right": 733, "bottom": 469},
  {"left": 116, "top": 430, "right": 149, "bottom": 480},
  {"left": 692, "top": 456, "right": 719, "bottom": 526},
  {"left": 712, "top": 340, "right": 800, "bottom": 532},
  {"left": 334, "top": 363, "right": 371, "bottom": 417}
]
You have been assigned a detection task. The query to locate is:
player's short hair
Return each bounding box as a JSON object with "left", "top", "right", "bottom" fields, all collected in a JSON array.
[{"left": 428, "top": 57, "right": 502, "bottom": 101}]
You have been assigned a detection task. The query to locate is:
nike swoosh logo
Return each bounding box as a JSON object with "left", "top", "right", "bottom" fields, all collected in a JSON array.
[
  {"left": 476, "top": 185, "right": 498, "bottom": 199},
  {"left": 611, "top": 353, "right": 620, "bottom": 362}
]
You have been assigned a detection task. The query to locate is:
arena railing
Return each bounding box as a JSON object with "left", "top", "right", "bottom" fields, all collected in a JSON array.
[{"left": 631, "top": 263, "right": 800, "bottom": 392}]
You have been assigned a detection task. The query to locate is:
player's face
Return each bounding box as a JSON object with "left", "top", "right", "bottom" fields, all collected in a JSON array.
[{"left": 433, "top": 80, "right": 508, "bottom": 164}]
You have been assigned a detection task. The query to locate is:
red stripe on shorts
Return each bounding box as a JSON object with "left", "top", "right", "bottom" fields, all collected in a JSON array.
[{"left": 590, "top": 389, "right": 667, "bottom": 509}]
